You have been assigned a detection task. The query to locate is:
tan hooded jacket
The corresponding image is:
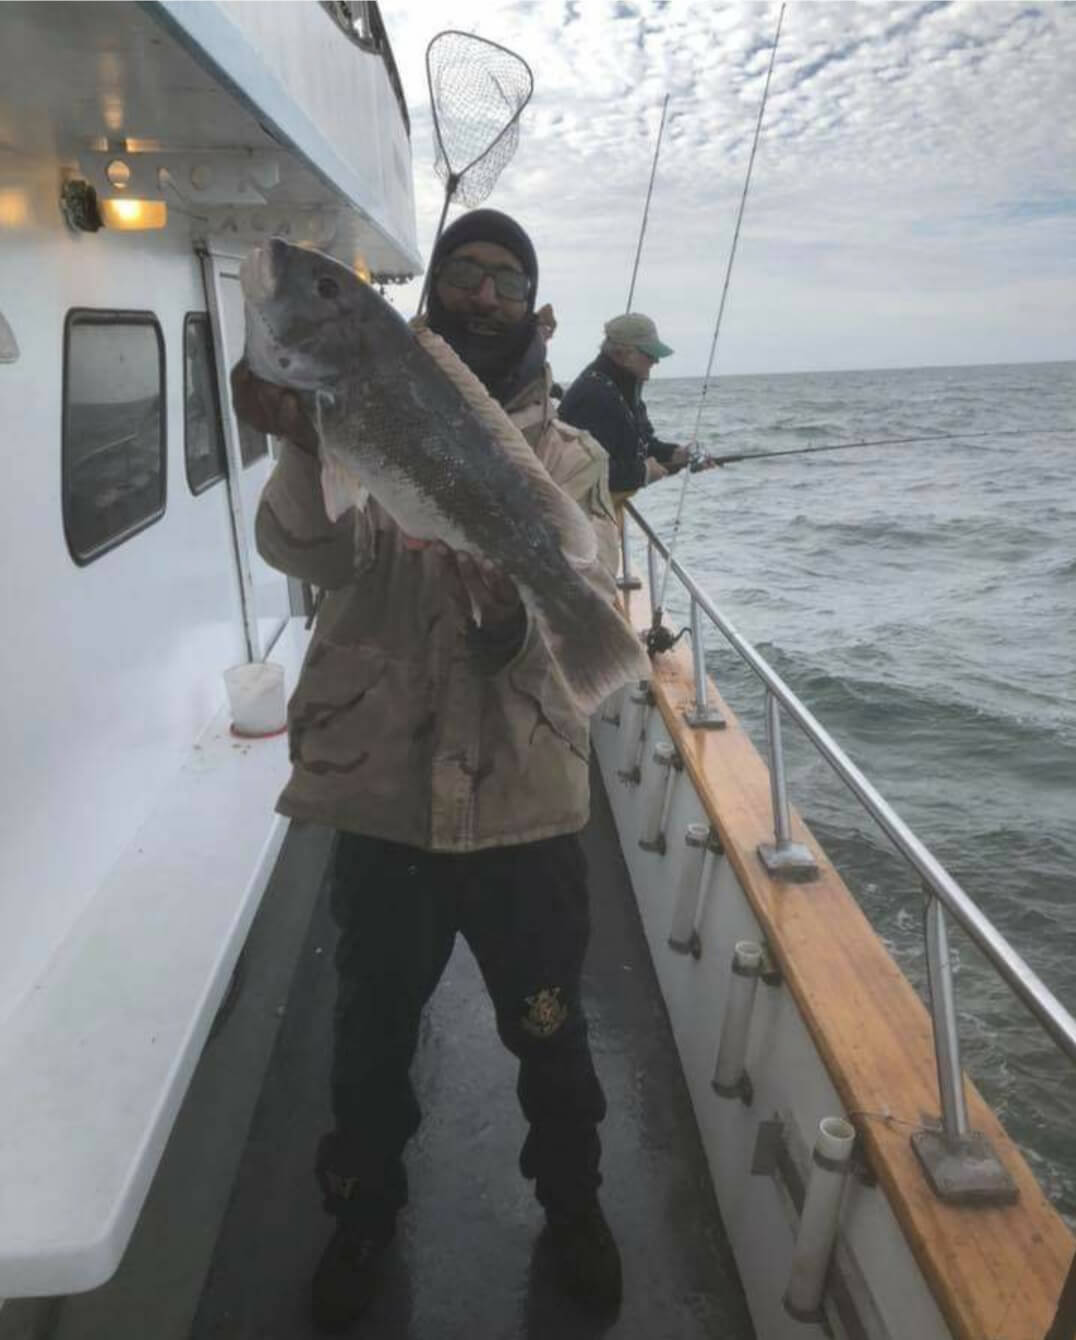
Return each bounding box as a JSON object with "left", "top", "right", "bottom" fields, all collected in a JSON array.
[{"left": 254, "top": 368, "right": 620, "bottom": 852}]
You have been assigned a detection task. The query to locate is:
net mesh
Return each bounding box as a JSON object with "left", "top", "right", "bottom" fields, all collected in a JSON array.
[{"left": 426, "top": 31, "right": 534, "bottom": 207}]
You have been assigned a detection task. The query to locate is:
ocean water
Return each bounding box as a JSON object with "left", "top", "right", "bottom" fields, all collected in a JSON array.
[{"left": 629, "top": 361, "right": 1076, "bottom": 1219}]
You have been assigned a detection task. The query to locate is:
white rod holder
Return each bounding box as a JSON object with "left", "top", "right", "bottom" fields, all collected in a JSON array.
[
  {"left": 669, "top": 823, "right": 721, "bottom": 957},
  {"left": 639, "top": 742, "right": 679, "bottom": 853},
  {"left": 712, "top": 941, "right": 762, "bottom": 1101},
  {"left": 600, "top": 684, "right": 624, "bottom": 727},
  {"left": 783, "top": 1116, "right": 855, "bottom": 1323},
  {"left": 618, "top": 683, "right": 650, "bottom": 784}
]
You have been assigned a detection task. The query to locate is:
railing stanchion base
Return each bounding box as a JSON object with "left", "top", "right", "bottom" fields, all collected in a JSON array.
[
  {"left": 683, "top": 704, "right": 726, "bottom": 730},
  {"left": 910, "top": 1127, "right": 1018, "bottom": 1206},
  {"left": 758, "top": 841, "right": 819, "bottom": 882}
]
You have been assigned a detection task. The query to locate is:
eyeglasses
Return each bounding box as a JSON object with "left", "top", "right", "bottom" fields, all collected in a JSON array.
[{"left": 436, "top": 257, "right": 532, "bottom": 302}]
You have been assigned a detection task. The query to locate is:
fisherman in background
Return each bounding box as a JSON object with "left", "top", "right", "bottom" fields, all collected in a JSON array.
[
  {"left": 559, "top": 312, "right": 691, "bottom": 513},
  {"left": 231, "top": 209, "right": 623, "bottom": 1332}
]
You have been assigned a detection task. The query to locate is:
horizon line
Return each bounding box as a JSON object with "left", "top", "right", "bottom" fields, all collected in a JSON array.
[{"left": 648, "top": 356, "right": 1076, "bottom": 381}]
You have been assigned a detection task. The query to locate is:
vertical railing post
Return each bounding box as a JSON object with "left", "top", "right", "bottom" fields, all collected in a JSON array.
[
  {"left": 682, "top": 597, "right": 725, "bottom": 729},
  {"left": 923, "top": 893, "right": 970, "bottom": 1140},
  {"left": 647, "top": 540, "right": 660, "bottom": 623},
  {"left": 910, "top": 884, "right": 1017, "bottom": 1204},
  {"left": 757, "top": 689, "right": 817, "bottom": 880},
  {"left": 617, "top": 508, "right": 641, "bottom": 591}
]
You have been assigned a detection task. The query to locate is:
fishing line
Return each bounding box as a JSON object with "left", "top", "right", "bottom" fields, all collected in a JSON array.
[
  {"left": 693, "top": 425, "right": 1076, "bottom": 469},
  {"left": 626, "top": 93, "right": 671, "bottom": 312},
  {"left": 648, "top": 2, "right": 786, "bottom": 655}
]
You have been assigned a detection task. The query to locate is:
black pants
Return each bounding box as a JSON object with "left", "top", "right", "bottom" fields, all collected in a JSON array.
[{"left": 317, "top": 832, "right": 607, "bottom": 1233}]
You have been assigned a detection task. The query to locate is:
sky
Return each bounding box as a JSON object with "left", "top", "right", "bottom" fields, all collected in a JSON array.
[{"left": 380, "top": 1, "right": 1076, "bottom": 379}]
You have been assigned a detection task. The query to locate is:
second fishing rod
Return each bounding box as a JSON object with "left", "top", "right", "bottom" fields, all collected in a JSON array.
[{"left": 642, "top": 2, "right": 786, "bottom": 655}]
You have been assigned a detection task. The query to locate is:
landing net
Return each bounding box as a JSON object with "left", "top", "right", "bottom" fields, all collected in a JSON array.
[{"left": 418, "top": 30, "right": 534, "bottom": 310}]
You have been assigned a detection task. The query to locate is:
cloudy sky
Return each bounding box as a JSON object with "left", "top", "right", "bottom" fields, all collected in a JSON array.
[{"left": 381, "top": 1, "right": 1076, "bottom": 379}]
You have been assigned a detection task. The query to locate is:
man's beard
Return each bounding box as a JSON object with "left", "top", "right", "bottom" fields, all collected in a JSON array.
[{"left": 427, "top": 307, "right": 538, "bottom": 400}]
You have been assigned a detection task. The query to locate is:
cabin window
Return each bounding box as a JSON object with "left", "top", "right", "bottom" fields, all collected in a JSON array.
[
  {"left": 183, "top": 313, "right": 227, "bottom": 493},
  {"left": 62, "top": 310, "right": 165, "bottom": 564}
]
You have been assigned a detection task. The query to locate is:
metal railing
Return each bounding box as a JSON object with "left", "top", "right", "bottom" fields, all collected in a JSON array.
[{"left": 623, "top": 502, "right": 1076, "bottom": 1181}]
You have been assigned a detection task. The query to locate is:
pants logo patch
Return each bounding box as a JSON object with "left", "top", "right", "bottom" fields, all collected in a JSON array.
[{"left": 522, "top": 986, "right": 568, "bottom": 1037}]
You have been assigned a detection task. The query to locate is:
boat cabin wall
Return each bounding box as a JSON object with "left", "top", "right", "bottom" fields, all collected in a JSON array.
[{"left": 0, "top": 157, "right": 283, "bottom": 1025}]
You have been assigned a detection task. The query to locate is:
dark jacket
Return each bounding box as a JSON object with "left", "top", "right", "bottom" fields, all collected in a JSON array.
[{"left": 558, "top": 353, "right": 680, "bottom": 493}]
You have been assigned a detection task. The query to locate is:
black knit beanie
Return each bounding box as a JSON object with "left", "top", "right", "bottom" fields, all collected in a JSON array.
[
  {"left": 429, "top": 208, "right": 538, "bottom": 315},
  {"left": 425, "top": 209, "right": 543, "bottom": 403}
]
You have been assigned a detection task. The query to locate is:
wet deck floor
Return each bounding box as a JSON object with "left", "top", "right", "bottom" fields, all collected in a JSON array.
[{"left": 188, "top": 764, "right": 755, "bottom": 1339}]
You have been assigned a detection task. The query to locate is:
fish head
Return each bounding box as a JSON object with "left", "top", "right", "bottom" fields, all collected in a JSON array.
[{"left": 239, "top": 239, "right": 379, "bottom": 391}]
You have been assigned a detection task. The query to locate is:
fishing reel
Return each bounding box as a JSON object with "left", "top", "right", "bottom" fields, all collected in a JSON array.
[
  {"left": 688, "top": 451, "right": 723, "bottom": 473},
  {"left": 644, "top": 617, "right": 687, "bottom": 658}
]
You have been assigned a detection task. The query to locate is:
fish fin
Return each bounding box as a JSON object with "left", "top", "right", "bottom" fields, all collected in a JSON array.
[
  {"left": 531, "top": 581, "right": 650, "bottom": 716},
  {"left": 319, "top": 450, "right": 367, "bottom": 523},
  {"left": 412, "top": 325, "right": 597, "bottom": 569},
  {"left": 456, "top": 558, "right": 486, "bottom": 628}
]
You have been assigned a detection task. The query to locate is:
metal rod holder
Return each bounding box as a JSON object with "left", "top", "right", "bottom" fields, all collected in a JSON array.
[
  {"left": 682, "top": 598, "right": 725, "bottom": 729},
  {"left": 669, "top": 823, "right": 723, "bottom": 957},
  {"left": 757, "top": 690, "right": 818, "bottom": 882},
  {"left": 639, "top": 742, "right": 681, "bottom": 854},
  {"left": 910, "top": 888, "right": 1018, "bottom": 1205}
]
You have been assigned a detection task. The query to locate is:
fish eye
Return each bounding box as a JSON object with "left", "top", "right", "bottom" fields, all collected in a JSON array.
[{"left": 316, "top": 275, "right": 340, "bottom": 301}]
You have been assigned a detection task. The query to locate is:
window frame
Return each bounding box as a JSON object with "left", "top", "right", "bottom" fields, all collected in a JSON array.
[
  {"left": 182, "top": 311, "right": 228, "bottom": 496},
  {"left": 61, "top": 307, "right": 167, "bottom": 567}
]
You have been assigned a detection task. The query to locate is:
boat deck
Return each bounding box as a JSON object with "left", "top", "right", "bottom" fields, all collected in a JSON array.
[{"left": 187, "top": 762, "right": 754, "bottom": 1338}]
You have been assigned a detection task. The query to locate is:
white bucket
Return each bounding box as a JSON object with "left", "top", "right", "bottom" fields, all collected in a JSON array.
[{"left": 223, "top": 661, "right": 287, "bottom": 738}]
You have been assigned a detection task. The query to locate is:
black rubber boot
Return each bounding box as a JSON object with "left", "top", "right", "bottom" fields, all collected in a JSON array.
[
  {"left": 310, "top": 1220, "right": 394, "bottom": 1334},
  {"left": 546, "top": 1202, "right": 623, "bottom": 1316}
]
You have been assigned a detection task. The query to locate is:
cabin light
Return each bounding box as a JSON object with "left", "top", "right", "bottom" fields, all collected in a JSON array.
[
  {"left": 353, "top": 255, "right": 371, "bottom": 283},
  {"left": 0, "top": 189, "right": 30, "bottom": 228},
  {"left": 106, "top": 158, "right": 131, "bottom": 189},
  {"left": 99, "top": 197, "right": 168, "bottom": 230}
]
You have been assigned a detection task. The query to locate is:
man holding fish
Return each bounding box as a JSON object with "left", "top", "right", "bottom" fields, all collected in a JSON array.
[{"left": 232, "top": 209, "right": 642, "bottom": 1330}]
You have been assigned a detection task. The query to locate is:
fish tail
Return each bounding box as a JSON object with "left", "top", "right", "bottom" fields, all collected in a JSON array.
[{"left": 532, "top": 581, "right": 649, "bottom": 716}]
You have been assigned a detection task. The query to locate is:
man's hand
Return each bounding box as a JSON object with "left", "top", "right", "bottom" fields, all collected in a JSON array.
[
  {"left": 230, "top": 359, "right": 318, "bottom": 454},
  {"left": 669, "top": 445, "right": 692, "bottom": 468},
  {"left": 644, "top": 456, "right": 668, "bottom": 484},
  {"left": 402, "top": 539, "right": 522, "bottom": 625},
  {"left": 453, "top": 552, "right": 522, "bottom": 626}
]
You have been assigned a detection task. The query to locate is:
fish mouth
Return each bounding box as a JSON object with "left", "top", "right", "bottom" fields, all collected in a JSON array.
[{"left": 240, "top": 238, "right": 289, "bottom": 305}]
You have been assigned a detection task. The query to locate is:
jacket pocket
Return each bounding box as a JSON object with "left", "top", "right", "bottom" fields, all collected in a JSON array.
[
  {"left": 507, "top": 624, "right": 590, "bottom": 762},
  {"left": 288, "top": 643, "right": 389, "bottom": 779}
]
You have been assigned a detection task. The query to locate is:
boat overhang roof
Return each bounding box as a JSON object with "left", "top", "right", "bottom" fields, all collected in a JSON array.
[{"left": 0, "top": 0, "right": 421, "bottom": 277}]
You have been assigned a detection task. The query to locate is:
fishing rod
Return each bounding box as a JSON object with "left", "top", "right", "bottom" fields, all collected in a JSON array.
[
  {"left": 626, "top": 93, "right": 670, "bottom": 312},
  {"left": 648, "top": 1, "right": 786, "bottom": 655},
  {"left": 688, "top": 425, "right": 1076, "bottom": 470}
]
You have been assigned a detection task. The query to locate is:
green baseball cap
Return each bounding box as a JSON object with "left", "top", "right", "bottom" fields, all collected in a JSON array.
[{"left": 604, "top": 312, "right": 674, "bottom": 360}]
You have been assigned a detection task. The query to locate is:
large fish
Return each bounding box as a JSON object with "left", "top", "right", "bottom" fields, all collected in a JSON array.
[{"left": 239, "top": 238, "right": 647, "bottom": 713}]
